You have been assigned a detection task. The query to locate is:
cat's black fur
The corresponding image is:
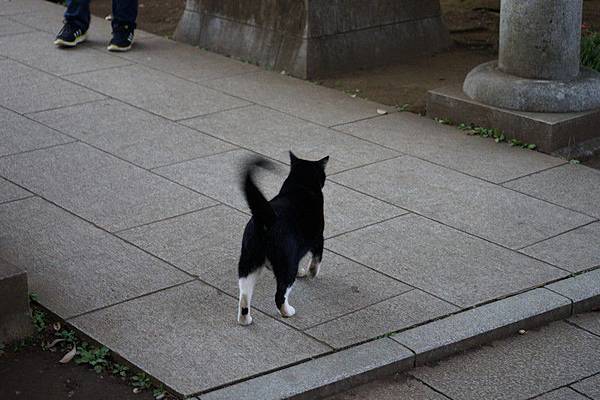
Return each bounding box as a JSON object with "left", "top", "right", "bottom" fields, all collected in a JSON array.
[{"left": 237, "top": 152, "right": 329, "bottom": 325}]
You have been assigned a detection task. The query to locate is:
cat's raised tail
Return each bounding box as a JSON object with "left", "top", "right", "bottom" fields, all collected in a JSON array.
[{"left": 241, "top": 157, "right": 277, "bottom": 229}]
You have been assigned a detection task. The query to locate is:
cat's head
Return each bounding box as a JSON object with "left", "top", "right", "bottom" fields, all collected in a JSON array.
[{"left": 289, "top": 151, "right": 329, "bottom": 189}]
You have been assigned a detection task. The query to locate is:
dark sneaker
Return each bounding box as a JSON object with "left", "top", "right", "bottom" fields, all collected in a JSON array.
[
  {"left": 54, "top": 22, "right": 87, "bottom": 47},
  {"left": 107, "top": 24, "right": 134, "bottom": 52}
]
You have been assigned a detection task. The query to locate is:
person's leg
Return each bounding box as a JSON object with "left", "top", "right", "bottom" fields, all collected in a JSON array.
[
  {"left": 64, "top": 0, "right": 91, "bottom": 31},
  {"left": 55, "top": 0, "right": 90, "bottom": 46},
  {"left": 108, "top": 0, "right": 138, "bottom": 51},
  {"left": 111, "top": 0, "right": 138, "bottom": 30}
]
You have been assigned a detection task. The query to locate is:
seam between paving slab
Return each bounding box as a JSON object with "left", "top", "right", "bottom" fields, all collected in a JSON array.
[
  {"left": 324, "top": 179, "right": 582, "bottom": 273},
  {"left": 196, "top": 268, "right": 600, "bottom": 399},
  {"left": 516, "top": 220, "right": 600, "bottom": 251},
  {"left": 522, "top": 371, "right": 600, "bottom": 400}
]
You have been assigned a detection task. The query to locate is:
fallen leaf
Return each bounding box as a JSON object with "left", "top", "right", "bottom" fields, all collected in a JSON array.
[
  {"left": 47, "top": 338, "right": 65, "bottom": 348},
  {"left": 377, "top": 109, "right": 388, "bottom": 115},
  {"left": 133, "top": 388, "right": 141, "bottom": 394},
  {"left": 59, "top": 346, "right": 76, "bottom": 364},
  {"left": 518, "top": 329, "right": 526, "bottom": 335}
]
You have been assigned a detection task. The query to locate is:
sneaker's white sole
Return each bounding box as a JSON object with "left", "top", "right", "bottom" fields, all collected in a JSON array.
[
  {"left": 107, "top": 41, "right": 133, "bottom": 52},
  {"left": 54, "top": 33, "right": 87, "bottom": 47}
]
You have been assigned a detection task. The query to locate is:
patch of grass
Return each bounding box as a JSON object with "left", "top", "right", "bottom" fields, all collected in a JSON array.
[
  {"left": 434, "top": 117, "right": 453, "bottom": 125},
  {"left": 458, "top": 123, "right": 537, "bottom": 150},
  {"left": 131, "top": 372, "right": 152, "bottom": 390},
  {"left": 111, "top": 363, "right": 130, "bottom": 379},
  {"left": 582, "top": 25, "right": 600, "bottom": 72},
  {"left": 75, "top": 343, "right": 111, "bottom": 373},
  {"left": 396, "top": 103, "right": 411, "bottom": 112},
  {"left": 32, "top": 309, "right": 47, "bottom": 333}
]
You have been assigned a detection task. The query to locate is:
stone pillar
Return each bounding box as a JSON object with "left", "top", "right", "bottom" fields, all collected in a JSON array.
[{"left": 463, "top": 0, "right": 600, "bottom": 113}]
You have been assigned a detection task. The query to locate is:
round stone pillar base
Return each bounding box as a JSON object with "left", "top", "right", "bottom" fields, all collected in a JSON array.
[{"left": 463, "top": 61, "right": 600, "bottom": 113}]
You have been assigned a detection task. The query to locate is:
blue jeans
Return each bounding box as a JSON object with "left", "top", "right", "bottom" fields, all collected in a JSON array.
[{"left": 65, "top": 0, "right": 138, "bottom": 31}]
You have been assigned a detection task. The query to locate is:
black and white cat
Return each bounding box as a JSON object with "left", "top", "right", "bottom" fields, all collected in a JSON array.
[{"left": 237, "top": 152, "right": 329, "bottom": 325}]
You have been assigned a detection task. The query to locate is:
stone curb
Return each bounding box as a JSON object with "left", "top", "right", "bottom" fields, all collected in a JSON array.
[{"left": 195, "top": 269, "right": 600, "bottom": 400}]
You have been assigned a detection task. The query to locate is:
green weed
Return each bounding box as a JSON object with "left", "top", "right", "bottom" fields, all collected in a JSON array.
[{"left": 75, "top": 343, "right": 111, "bottom": 373}]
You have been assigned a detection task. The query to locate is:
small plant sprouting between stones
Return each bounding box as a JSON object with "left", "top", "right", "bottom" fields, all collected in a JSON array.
[
  {"left": 5, "top": 294, "right": 173, "bottom": 399},
  {"left": 581, "top": 24, "right": 600, "bottom": 72},
  {"left": 396, "top": 103, "right": 411, "bottom": 112},
  {"left": 458, "top": 123, "right": 537, "bottom": 150},
  {"left": 434, "top": 117, "right": 453, "bottom": 125}
]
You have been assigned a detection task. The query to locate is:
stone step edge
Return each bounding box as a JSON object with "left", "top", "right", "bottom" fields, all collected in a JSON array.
[{"left": 195, "top": 268, "right": 600, "bottom": 400}]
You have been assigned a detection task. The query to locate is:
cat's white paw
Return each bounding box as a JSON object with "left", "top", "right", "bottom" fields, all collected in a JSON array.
[
  {"left": 297, "top": 267, "right": 308, "bottom": 278},
  {"left": 279, "top": 304, "right": 296, "bottom": 318},
  {"left": 309, "top": 262, "right": 321, "bottom": 278},
  {"left": 238, "top": 314, "right": 253, "bottom": 326}
]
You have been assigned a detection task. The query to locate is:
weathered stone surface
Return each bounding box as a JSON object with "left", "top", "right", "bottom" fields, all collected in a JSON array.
[
  {"left": 29, "top": 99, "right": 234, "bottom": 169},
  {"left": 181, "top": 104, "right": 399, "bottom": 174},
  {"left": 0, "top": 16, "right": 33, "bottom": 36},
  {"left": 535, "top": 388, "right": 590, "bottom": 400},
  {"left": 521, "top": 222, "right": 600, "bottom": 272},
  {"left": 0, "top": 177, "right": 30, "bottom": 204},
  {"left": 0, "top": 107, "right": 73, "bottom": 157},
  {"left": 571, "top": 373, "right": 600, "bottom": 400},
  {"left": 305, "top": 289, "right": 458, "bottom": 349},
  {"left": 65, "top": 64, "right": 249, "bottom": 121},
  {"left": 499, "top": 0, "right": 582, "bottom": 81},
  {"left": 0, "top": 259, "right": 33, "bottom": 343},
  {"left": 336, "top": 111, "right": 565, "bottom": 183},
  {"left": 464, "top": 61, "right": 600, "bottom": 113},
  {"left": 326, "top": 375, "right": 449, "bottom": 400},
  {"left": 547, "top": 268, "right": 600, "bottom": 313},
  {"left": 411, "top": 321, "right": 600, "bottom": 400},
  {"left": 0, "top": 142, "right": 215, "bottom": 232},
  {"left": 116, "top": 37, "right": 257, "bottom": 82},
  {"left": 504, "top": 164, "right": 600, "bottom": 218},
  {"left": 70, "top": 281, "right": 329, "bottom": 396},
  {"left": 201, "top": 338, "right": 413, "bottom": 400},
  {"left": 203, "top": 71, "right": 388, "bottom": 127},
  {"left": 326, "top": 215, "right": 566, "bottom": 307},
  {"left": 569, "top": 312, "right": 600, "bottom": 336},
  {"left": 0, "top": 31, "right": 131, "bottom": 76},
  {"left": 330, "top": 157, "right": 593, "bottom": 249},
  {"left": 0, "top": 59, "right": 104, "bottom": 114},
  {"left": 0, "top": 0, "right": 60, "bottom": 16},
  {"left": 391, "top": 288, "right": 571, "bottom": 365},
  {"left": 119, "top": 205, "right": 411, "bottom": 330},
  {"left": 175, "top": 0, "right": 449, "bottom": 79},
  {"left": 427, "top": 85, "right": 600, "bottom": 153},
  {"left": 0, "top": 197, "right": 190, "bottom": 318},
  {"left": 156, "top": 149, "right": 402, "bottom": 238}
]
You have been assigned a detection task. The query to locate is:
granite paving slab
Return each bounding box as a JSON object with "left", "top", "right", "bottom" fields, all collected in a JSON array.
[
  {"left": 569, "top": 312, "right": 600, "bottom": 336},
  {"left": 0, "top": 107, "right": 73, "bottom": 157},
  {"left": 0, "top": 59, "right": 104, "bottom": 114},
  {"left": 0, "top": 142, "right": 215, "bottom": 231},
  {"left": 0, "top": 31, "right": 131, "bottom": 76},
  {"left": 0, "top": 177, "right": 30, "bottom": 204},
  {"left": 117, "top": 37, "right": 258, "bottom": 82},
  {"left": 546, "top": 269, "right": 600, "bottom": 313},
  {"left": 571, "top": 373, "right": 600, "bottom": 400},
  {"left": 335, "top": 112, "right": 565, "bottom": 183},
  {"left": 326, "top": 214, "right": 566, "bottom": 307},
  {"left": 0, "top": 197, "right": 190, "bottom": 318},
  {"left": 118, "top": 205, "right": 412, "bottom": 330},
  {"left": 203, "top": 70, "right": 388, "bottom": 127},
  {"left": 521, "top": 222, "right": 600, "bottom": 272},
  {"left": 29, "top": 99, "right": 235, "bottom": 169},
  {"left": 155, "top": 149, "right": 403, "bottom": 238},
  {"left": 305, "top": 289, "right": 459, "bottom": 349},
  {"left": 0, "top": 0, "right": 59, "bottom": 16},
  {"left": 504, "top": 164, "right": 600, "bottom": 218},
  {"left": 326, "top": 375, "right": 449, "bottom": 400},
  {"left": 70, "top": 280, "right": 330, "bottom": 396},
  {"left": 65, "top": 64, "right": 250, "bottom": 121},
  {"left": 201, "top": 339, "right": 413, "bottom": 400},
  {"left": 181, "top": 104, "right": 399, "bottom": 174},
  {"left": 535, "top": 388, "right": 590, "bottom": 400},
  {"left": 391, "top": 288, "right": 571, "bottom": 365},
  {"left": 411, "top": 321, "right": 600, "bottom": 400},
  {"left": 330, "top": 156, "right": 593, "bottom": 249},
  {"left": 0, "top": 15, "right": 32, "bottom": 36}
]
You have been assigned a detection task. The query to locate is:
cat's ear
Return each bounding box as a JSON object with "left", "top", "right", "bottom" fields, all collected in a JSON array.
[
  {"left": 289, "top": 151, "right": 299, "bottom": 165},
  {"left": 318, "top": 156, "right": 329, "bottom": 170}
]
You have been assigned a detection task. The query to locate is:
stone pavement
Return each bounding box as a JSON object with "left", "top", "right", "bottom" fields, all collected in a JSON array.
[
  {"left": 1, "top": 0, "right": 600, "bottom": 398},
  {"left": 328, "top": 311, "right": 600, "bottom": 400}
]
